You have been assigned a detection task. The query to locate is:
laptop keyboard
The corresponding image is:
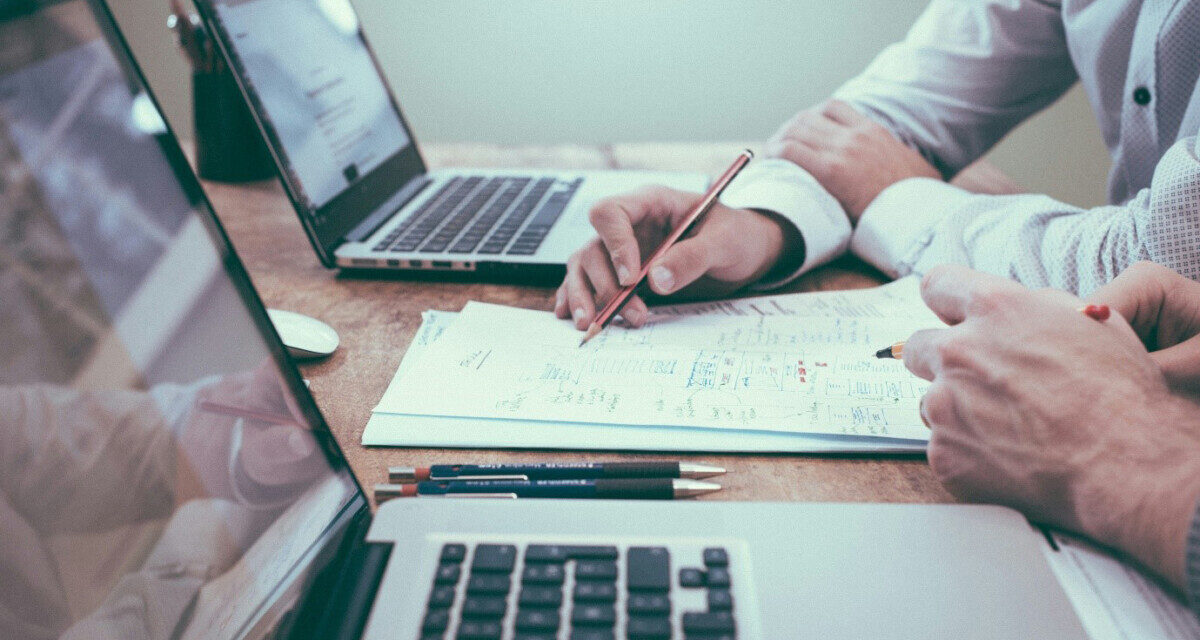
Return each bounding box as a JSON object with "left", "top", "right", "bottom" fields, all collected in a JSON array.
[
  {"left": 373, "top": 175, "right": 581, "bottom": 257},
  {"left": 419, "top": 541, "right": 739, "bottom": 639}
]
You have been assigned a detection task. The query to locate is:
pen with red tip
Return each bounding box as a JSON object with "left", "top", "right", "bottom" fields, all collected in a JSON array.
[
  {"left": 873, "top": 304, "right": 1112, "bottom": 359},
  {"left": 578, "top": 149, "right": 755, "bottom": 347}
]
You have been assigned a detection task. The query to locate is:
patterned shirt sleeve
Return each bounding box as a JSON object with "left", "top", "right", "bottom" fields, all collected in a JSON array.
[{"left": 849, "top": 135, "right": 1200, "bottom": 295}]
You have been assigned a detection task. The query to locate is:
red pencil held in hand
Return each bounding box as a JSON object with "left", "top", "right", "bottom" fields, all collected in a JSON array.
[
  {"left": 875, "top": 303, "right": 1113, "bottom": 359},
  {"left": 579, "top": 150, "right": 755, "bottom": 346}
]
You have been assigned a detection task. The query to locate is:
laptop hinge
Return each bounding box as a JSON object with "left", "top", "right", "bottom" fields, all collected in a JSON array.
[
  {"left": 344, "top": 176, "right": 432, "bottom": 244},
  {"left": 282, "top": 509, "right": 394, "bottom": 640}
]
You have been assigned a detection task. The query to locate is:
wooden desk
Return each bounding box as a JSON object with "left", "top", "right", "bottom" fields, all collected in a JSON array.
[{"left": 201, "top": 143, "right": 955, "bottom": 506}]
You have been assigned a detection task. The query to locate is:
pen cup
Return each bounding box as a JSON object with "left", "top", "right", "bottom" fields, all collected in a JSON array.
[{"left": 193, "top": 68, "right": 275, "bottom": 183}]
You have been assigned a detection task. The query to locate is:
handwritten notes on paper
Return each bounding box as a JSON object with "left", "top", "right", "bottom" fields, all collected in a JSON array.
[{"left": 375, "top": 278, "right": 942, "bottom": 441}]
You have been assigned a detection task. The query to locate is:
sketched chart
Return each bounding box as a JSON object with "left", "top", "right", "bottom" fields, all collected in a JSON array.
[{"left": 392, "top": 299, "right": 936, "bottom": 441}]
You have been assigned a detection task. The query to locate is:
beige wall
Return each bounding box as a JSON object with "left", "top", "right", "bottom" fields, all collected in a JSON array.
[{"left": 112, "top": 0, "right": 1111, "bottom": 207}]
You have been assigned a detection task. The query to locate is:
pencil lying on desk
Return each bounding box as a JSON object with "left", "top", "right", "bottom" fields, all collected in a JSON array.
[
  {"left": 873, "top": 304, "right": 1112, "bottom": 359},
  {"left": 579, "top": 149, "right": 755, "bottom": 347}
]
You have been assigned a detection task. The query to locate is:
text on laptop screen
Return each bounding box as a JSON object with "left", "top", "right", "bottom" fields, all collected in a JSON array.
[
  {"left": 0, "top": 2, "right": 359, "bottom": 638},
  {"left": 211, "top": 0, "right": 411, "bottom": 214}
]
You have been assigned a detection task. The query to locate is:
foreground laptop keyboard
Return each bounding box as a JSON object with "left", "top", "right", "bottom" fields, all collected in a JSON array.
[
  {"left": 374, "top": 175, "right": 582, "bottom": 257},
  {"left": 419, "top": 542, "right": 738, "bottom": 639}
]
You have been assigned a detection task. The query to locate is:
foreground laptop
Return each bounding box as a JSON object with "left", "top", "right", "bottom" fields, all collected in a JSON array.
[
  {"left": 0, "top": 2, "right": 1088, "bottom": 638},
  {"left": 191, "top": 0, "right": 707, "bottom": 279}
]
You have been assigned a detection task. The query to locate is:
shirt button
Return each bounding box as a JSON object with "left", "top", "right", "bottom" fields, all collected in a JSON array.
[{"left": 1133, "top": 86, "right": 1151, "bottom": 106}]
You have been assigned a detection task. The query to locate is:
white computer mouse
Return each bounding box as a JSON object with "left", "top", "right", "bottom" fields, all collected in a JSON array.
[{"left": 266, "top": 309, "right": 339, "bottom": 360}]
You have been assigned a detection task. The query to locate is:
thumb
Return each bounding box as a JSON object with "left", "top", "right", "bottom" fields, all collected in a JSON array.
[
  {"left": 646, "top": 237, "right": 719, "bottom": 295},
  {"left": 1150, "top": 336, "right": 1200, "bottom": 393}
]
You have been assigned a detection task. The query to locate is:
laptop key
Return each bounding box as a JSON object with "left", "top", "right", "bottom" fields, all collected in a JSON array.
[
  {"left": 522, "top": 562, "right": 566, "bottom": 584},
  {"left": 428, "top": 585, "right": 456, "bottom": 608},
  {"left": 679, "top": 568, "right": 705, "bottom": 588},
  {"left": 434, "top": 564, "right": 461, "bottom": 584},
  {"left": 466, "top": 573, "right": 511, "bottom": 595},
  {"left": 471, "top": 544, "right": 517, "bottom": 573},
  {"left": 440, "top": 543, "right": 467, "bottom": 563},
  {"left": 571, "top": 604, "right": 616, "bottom": 626},
  {"left": 566, "top": 546, "right": 619, "bottom": 560},
  {"left": 627, "top": 593, "right": 670, "bottom": 616},
  {"left": 626, "top": 616, "right": 672, "bottom": 639},
  {"left": 519, "top": 585, "right": 564, "bottom": 608},
  {"left": 456, "top": 620, "right": 502, "bottom": 640},
  {"left": 515, "top": 608, "right": 560, "bottom": 631},
  {"left": 706, "top": 567, "right": 731, "bottom": 588},
  {"left": 573, "top": 580, "right": 617, "bottom": 602},
  {"left": 702, "top": 547, "right": 728, "bottom": 567},
  {"left": 626, "top": 546, "right": 670, "bottom": 592},
  {"left": 575, "top": 560, "right": 617, "bottom": 581},
  {"left": 462, "top": 596, "right": 507, "bottom": 619},
  {"left": 707, "top": 589, "right": 734, "bottom": 611},
  {"left": 422, "top": 609, "right": 450, "bottom": 632},
  {"left": 524, "top": 545, "right": 569, "bottom": 563},
  {"left": 682, "top": 611, "right": 736, "bottom": 634},
  {"left": 569, "top": 631, "right": 614, "bottom": 640}
]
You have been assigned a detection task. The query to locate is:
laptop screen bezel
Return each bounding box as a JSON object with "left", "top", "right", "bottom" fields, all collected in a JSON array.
[
  {"left": 194, "top": 0, "right": 428, "bottom": 267},
  {"left": 46, "top": 1, "right": 376, "bottom": 636}
]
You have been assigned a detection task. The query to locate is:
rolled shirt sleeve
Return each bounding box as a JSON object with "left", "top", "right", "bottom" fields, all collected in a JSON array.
[{"left": 719, "top": 158, "right": 851, "bottom": 288}]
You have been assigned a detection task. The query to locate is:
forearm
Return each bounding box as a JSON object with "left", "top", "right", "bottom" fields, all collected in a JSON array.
[
  {"left": 833, "top": 0, "right": 1076, "bottom": 177},
  {"left": 1071, "top": 396, "right": 1200, "bottom": 597},
  {"left": 852, "top": 136, "right": 1200, "bottom": 295}
]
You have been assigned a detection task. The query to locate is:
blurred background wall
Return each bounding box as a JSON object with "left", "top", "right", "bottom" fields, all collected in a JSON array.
[{"left": 111, "top": 0, "right": 1112, "bottom": 207}]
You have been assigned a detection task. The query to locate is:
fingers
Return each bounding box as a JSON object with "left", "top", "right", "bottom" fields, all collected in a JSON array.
[
  {"left": 645, "top": 235, "right": 730, "bottom": 296},
  {"left": 563, "top": 254, "right": 597, "bottom": 329},
  {"left": 821, "top": 99, "right": 868, "bottom": 126},
  {"left": 901, "top": 328, "right": 945, "bottom": 381},
  {"left": 919, "top": 264, "right": 1024, "bottom": 325},
  {"left": 589, "top": 186, "right": 701, "bottom": 286},
  {"left": 558, "top": 242, "right": 650, "bottom": 329},
  {"left": 1086, "top": 261, "right": 1200, "bottom": 348},
  {"left": 1150, "top": 336, "right": 1200, "bottom": 392}
]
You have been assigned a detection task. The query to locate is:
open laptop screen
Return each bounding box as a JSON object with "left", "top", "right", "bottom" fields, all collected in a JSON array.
[
  {"left": 202, "top": 0, "right": 426, "bottom": 262},
  {"left": 0, "top": 1, "right": 361, "bottom": 638}
]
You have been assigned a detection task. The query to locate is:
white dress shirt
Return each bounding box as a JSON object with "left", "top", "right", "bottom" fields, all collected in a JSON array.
[{"left": 721, "top": 0, "right": 1200, "bottom": 296}]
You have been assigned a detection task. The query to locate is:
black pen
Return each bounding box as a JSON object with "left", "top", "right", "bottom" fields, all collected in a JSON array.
[
  {"left": 373, "top": 478, "right": 721, "bottom": 501},
  {"left": 388, "top": 461, "right": 726, "bottom": 483}
]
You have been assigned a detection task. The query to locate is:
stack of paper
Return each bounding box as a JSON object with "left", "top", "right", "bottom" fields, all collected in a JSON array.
[{"left": 364, "top": 277, "right": 943, "bottom": 453}]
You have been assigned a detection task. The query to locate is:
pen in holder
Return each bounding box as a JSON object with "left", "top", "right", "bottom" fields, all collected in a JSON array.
[{"left": 169, "top": 4, "right": 274, "bottom": 183}]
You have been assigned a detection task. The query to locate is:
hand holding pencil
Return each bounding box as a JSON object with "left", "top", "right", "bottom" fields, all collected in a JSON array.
[
  {"left": 579, "top": 150, "right": 755, "bottom": 345},
  {"left": 556, "top": 152, "right": 800, "bottom": 332}
]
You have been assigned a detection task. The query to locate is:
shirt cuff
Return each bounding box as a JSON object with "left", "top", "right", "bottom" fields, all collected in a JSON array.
[
  {"left": 851, "top": 177, "right": 973, "bottom": 278},
  {"left": 1188, "top": 498, "right": 1200, "bottom": 617},
  {"left": 719, "top": 158, "right": 852, "bottom": 289}
]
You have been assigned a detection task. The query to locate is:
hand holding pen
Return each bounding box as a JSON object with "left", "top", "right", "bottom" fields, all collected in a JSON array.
[{"left": 555, "top": 151, "right": 791, "bottom": 332}]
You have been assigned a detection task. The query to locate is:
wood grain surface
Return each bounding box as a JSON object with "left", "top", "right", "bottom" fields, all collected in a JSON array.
[{"left": 200, "top": 143, "right": 956, "bottom": 507}]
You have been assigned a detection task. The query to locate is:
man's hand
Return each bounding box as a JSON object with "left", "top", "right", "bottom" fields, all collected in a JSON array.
[
  {"left": 767, "top": 100, "right": 940, "bottom": 222},
  {"left": 902, "top": 264, "right": 1200, "bottom": 590},
  {"left": 1087, "top": 261, "right": 1200, "bottom": 395},
  {"left": 555, "top": 186, "right": 798, "bottom": 330}
]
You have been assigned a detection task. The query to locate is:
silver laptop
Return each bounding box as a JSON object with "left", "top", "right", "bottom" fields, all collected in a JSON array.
[
  {"left": 192, "top": 0, "right": 707, "bottom": 278},
  {"left": 0, "top": 2, "right": 1088, "bottom": 638}
]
